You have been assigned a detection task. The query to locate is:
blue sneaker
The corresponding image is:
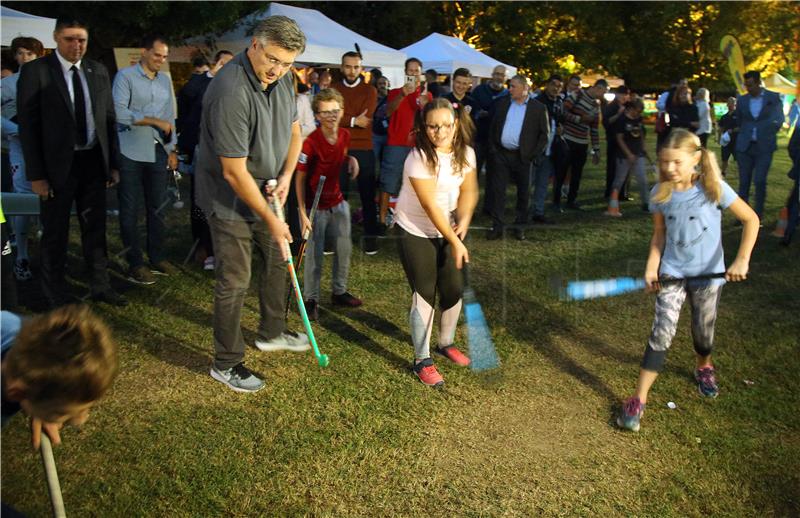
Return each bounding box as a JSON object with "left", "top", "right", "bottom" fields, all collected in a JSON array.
[
  {"left": 694, "top": 367, "right": 719, "bottom": 398},
  {"left": 617, "top": 397, "right": 645, "bottom": 432}
]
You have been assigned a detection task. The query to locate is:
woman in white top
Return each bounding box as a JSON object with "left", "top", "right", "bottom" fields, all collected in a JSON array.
[
  {"left": 695, "top": 87, "right": 714, "bottom": 148},
  {"left": 394, "top": 98, "right": 478, "bottom": 387}
]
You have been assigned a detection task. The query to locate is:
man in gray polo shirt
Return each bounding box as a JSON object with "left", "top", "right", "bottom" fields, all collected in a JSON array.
[{"left": 196, "top": 16, "right": 309, "bottom": 393}]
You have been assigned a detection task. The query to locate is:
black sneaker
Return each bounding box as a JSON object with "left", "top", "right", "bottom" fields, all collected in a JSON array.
[
  {"left": 486, "top": 227, "right": 503, "bottom": 240},
  {"left": 91, "top": 289, "right": 129, "bottom": 307},
  {"left": 331, "top": 291, "right": 362, "bottom": 307},
  {"left": 304, "top": 299, "right": 319, "bottom": 321},
  {"left": 566, "top": 202, "right": 583, "bottom": 211},
  {"left": 531, "top": 214, "right": 554, "bottom": 225},
  {"left": 364, "top": 236, "right": 378, "bottom": 256},
  {"left": 513, "top": 227, "right": 526, "bottom": 241}
]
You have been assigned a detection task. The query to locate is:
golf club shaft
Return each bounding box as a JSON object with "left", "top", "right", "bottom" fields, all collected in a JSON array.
[
  {"left": 284, "top": 176, "right": 326, "bottom": 319},
  {"left": 40, "top": 434, "right": 66, "bottom": 518},
  {"left": 268, "top": 185, "right": 325, "bottom": 362}
]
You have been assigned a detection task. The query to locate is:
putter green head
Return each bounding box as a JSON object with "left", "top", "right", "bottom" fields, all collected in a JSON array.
[{"left": 318, "top": 354, "right": 330, "bottom": 367}]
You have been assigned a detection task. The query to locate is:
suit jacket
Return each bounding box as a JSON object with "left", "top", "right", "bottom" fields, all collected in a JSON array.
[
  {"left": 489, "top": 96, "right": 550, "bottom": 164},
  {"left": 734, "top": 89, "right": 784, "bottom": 154},
  {"left": 18, "top": 52, "right": 118, "bottom": 189}
]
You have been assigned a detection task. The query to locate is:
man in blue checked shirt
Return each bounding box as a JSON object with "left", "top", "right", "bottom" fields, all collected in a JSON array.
[{"left": 112, "top": 34, "right": 179, "bottom": 286}]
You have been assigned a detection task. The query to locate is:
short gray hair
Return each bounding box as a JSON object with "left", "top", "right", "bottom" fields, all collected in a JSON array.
[
  {"left": 253, "top": 16, "right": 306, "bottom": 53},
  {"left": 509, "top": 74, "right": 529, "bottom": 88}
]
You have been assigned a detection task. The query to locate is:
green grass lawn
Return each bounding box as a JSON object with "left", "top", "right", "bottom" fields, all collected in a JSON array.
[{"left": 2, "top": 131, "right": 799, "bottom": 517}]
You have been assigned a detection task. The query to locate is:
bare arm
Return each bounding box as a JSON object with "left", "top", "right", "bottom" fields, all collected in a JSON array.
[
  {"left": 453, "top": 169, "right": 478, "bottom": 240},
  {"left": 725, "top": 197, "right": 759, "bottom": 281},
  {"left": 645, "top": 212, "right": 666, "bottom": 290},
  {"left": 294, "top": 167, "right": 309, "bottom": 235},
  {"left": 274, "top": 121, "right": 302, "bottom": 204},
  {"left": 409, "top": 176, "right": 469, "bottom": 268}
]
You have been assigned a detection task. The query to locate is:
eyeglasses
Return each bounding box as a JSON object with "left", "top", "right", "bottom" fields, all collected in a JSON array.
[
  {"left": 258, "top": 44, "right": 294, "bottom": 70},
  {"left": 317, "top": 109, "right": 341, "bottom": 118},
  {"left": 425, "top": 123, "right": 454, "bottom": 133}
]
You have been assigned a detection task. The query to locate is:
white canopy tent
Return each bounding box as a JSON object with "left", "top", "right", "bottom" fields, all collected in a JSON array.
[
  {"left": 171, "top": 2, "right": 407, "bottom": 87},
  {"left": 1, "top": 6, "right": 56, "bottom": 48},
  {"left": 400, "top": 33, "right": 516, "bottom": 79},
  {"left": 763, "top": 72, "right": 797, "bottom": 96}
]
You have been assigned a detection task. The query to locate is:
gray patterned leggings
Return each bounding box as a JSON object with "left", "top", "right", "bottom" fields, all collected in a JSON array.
[{"left": 641, "top": 279, "right": 723, "bottom": 372}]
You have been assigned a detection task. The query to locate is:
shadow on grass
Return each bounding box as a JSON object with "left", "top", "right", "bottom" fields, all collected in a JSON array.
[
  {"left": 101, "top": 305, "right": 211, "bottom": 374},
  {"left": 318, "top": 309, "right": 410, "bottom": 373}
]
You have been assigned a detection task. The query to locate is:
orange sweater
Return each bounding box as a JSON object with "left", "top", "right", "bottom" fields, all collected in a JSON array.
[{"left": 332, "top": 78, "right": 377, "bottom": 151}]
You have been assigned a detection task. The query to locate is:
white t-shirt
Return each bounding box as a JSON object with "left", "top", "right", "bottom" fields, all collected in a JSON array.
[
  {"left": 696, "top": 99, "right": 712, "bottom": 135},
  {"left": 395, "top": 146, "right": 476, "bottom": 238}
]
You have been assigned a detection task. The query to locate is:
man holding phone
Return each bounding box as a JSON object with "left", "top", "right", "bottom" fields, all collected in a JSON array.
[{"left": 378, "top": 57, "right": 432, "bottom": 230}]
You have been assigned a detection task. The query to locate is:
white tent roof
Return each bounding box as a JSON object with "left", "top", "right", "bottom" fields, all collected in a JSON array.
[
  {"left": 171, "top": 2, "right": 406, "bottom": 70},
  {"left": 763, "top": 72, "right": 797, "bottom": 96},
  {"left": 1, "top": 6, "right": 56, "bottom": 48},
  {"left": 400, "top": 33, "right": 516, "bottom": 79}
]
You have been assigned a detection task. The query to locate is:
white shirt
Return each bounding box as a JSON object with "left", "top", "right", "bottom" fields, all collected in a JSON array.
[
  {"left": 749, "top": 93, "right": 764, "bottom": 141},
  {"left": 296, "top": 92, "right": 316, "bottom": 138},
  {"left": 695, "top": 99, "right": 712, "bottom": 135},
  {"left": 55, "top": 50, "right": 96, "bottom": 149},
  {"left": 395, "top": 147, "right": 476, "bottom": 238}
]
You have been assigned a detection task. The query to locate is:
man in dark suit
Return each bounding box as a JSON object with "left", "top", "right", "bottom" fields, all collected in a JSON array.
[
  {"left": 18, "top": 18, "right": 126, "bottom": 308},
  {"left": 487, "top": 74, "right": 549, "bottom": 240},
  {"left": 735, "top": 70, "right": 784, "bottom": 219}
]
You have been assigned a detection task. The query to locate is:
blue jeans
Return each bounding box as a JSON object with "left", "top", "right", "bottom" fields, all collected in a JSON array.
[
  {"left": 528, "top": 155, "right": 553, "bottom": 218},
  {"left": 736, "top": 143, "right": 774, "bottom": 218},
  {"left": 117, "top": 145, "right": 169, "bottom": 268},
  {"left": 372, "top": 133, "right": 387, "bottom": 167}
]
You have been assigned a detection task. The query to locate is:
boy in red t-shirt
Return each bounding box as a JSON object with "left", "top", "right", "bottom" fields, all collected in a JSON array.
[{"left": 295, "top": 89, "right": 363, "bottom": 321}]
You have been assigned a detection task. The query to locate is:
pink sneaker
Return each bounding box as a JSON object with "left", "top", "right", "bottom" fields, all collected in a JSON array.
[
  {"left": 413, "top": 358, "right": 444, "bottom": 386},
  {"left": 436, "top": 345, "right": 471, "bottom": 367}
]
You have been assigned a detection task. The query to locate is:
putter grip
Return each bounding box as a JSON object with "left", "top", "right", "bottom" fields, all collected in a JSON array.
[{"left": 40, "top": 435, "right": 66, "bottom": 518}]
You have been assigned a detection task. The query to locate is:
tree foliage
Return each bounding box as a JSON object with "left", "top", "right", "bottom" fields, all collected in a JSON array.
[{"left": 6, "top": 1, "right": 797, "bottom": 93}]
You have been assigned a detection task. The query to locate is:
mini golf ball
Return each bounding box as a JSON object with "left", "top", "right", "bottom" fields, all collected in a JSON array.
[{"left": 667, "top": 401, "right": 677, "bottom": 409}]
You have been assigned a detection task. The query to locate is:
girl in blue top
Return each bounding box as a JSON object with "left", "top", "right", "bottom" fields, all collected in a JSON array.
[{"left": 618, "top": 128, "right": 759, "bottom": 432}]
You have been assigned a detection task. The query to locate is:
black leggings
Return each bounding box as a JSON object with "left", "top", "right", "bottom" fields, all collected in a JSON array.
[
  {"left": 396, "top": 226, "right": 463, "bottom": 359},
  {"left": 396, "top": 226, "right": 462, "bottom": 309}
]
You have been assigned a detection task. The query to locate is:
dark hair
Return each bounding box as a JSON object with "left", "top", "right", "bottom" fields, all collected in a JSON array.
[
  {"left": 743, "top": 70, "right": 761, "bottom": 82},
  {"left": 615, "top": 85, "right": 630, "bottom": 94},
  {"left": 405, "top": 57, "right": 422, "bottom": 72},
  {"left": 341, "top": 51, "right": 361, "bottom": 62},
  {"left": 214, "top": 50, "right": 233, "bottom": 63},
  {"left": 547, "top": 74, "right": 563, "bottom": 84},
  {"left": 453, "top": 67, "right": 471, "bottom": 80},
  {"left": 1, "top": 49, "right": 18, "bottom": 73},
  {"left": 142, "top": 34, "right": 168, "bottom": 50},
  {"left": 414, "top": 98, "right": 474, "bottom": 178},
  {"left": 425, "top": 68, "right": 438, "bottom": 77},
  {"left": 11, "top": 37, "right": 45, "bottom": 58},
  {"left": 55, "top": 18, "right": 89, "bottom": 32},
  {"left": 624, "top": 97, "right": 644, "bottom": 111},
  {"left": 568, "top": 74, "right": 581, "bottom": 83},
  {"left": 593, "top": 78, "right": 609, "bottom": 88},
  {"left": 191, "top": 54, "right": 209, "bottom": 69}
]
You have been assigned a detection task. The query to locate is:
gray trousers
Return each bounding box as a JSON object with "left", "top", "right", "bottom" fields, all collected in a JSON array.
[
  {"left": 612, "top": 156, "right": 649, "bottom": 201},
  {"left": 209, "top": 214, "right": 288, "bottom": 370},
  {"left": 642, "top": 279, "right": 722, "bottom": 372},
  {"left": 304, "top": 201, "right": 352, "bottom": 301}
]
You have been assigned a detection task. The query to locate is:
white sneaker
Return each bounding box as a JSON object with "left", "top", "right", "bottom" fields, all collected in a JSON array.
[
  {"left": 203, "top": 256, "right": 215, "bottom": 271},
  {"left": 254, "top": 331, "right": 311, "bottom": 352}
]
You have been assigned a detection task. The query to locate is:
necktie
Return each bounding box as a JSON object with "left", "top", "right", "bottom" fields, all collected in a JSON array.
[{"left": 71, "top": 65, "right": 87, "bottom": 146}]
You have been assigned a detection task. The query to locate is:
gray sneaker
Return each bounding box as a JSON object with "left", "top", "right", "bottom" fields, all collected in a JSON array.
[
  {"left": 210, "top": 363, "right": 265, "bottom": 393},
  {"left": 127, "top": 265, "right": 157, "bottom": 285},
  {"left": 254, "top": 331, "right": 311, "bottom": 352}
]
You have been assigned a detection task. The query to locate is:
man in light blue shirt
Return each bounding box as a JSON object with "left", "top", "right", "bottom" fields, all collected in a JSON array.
[{"left": 112, "top": 34, "right": 178, "bottom": 285}]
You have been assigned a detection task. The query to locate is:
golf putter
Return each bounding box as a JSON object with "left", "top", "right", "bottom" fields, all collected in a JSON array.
[
  {"left": 267, "top": 180, "right": 329, "bottom": 367},
  {"left": 284, "top": 175, "right": 326, "bottom": 320},
  {"left": 40, "top": 434, "right": 66, "bottom": 518}
]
